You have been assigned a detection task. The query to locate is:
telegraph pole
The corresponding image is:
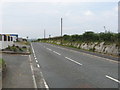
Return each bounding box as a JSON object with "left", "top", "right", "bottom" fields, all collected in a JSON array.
[
  {"left": 49, "top": 35, "right": 51, "bottom": 38},
  {"left": 44, "top": 29, "right": 46, "bottom": 39},
  {"left": 49, "top": 35, "right": 51, "bottom": 42},
  {"left": 104, "top": 26, "right": 107, "bottom": 33},
  {"left": 61, "top": 18, "right": 63, "bottom": 45}
]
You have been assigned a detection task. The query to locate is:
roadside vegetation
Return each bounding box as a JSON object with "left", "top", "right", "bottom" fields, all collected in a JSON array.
[
  {"left": 16, "top": 41, "right": 30, "bottom": 45},
  {"left": 0, "top": 59, "right": 4, "bottom": 68},
  {"left": 35, "top": 31, "right": 119, "bottom": 57},
  {"left": 2, "top": 39, "right": 31, "bottom": 53},
  {"left": 2, "top": 45, "right": 27, "bottom": 52},
  {"left": 0, "top": 58, "right": 6, "bottom": 71},
  {"left": 37, "top": 31, "right": 120, "bottom": 45}
]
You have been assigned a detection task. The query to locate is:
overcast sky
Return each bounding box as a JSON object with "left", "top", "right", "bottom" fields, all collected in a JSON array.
[{"left": 1, "top": 0, "right": 119, "bottom": 39}]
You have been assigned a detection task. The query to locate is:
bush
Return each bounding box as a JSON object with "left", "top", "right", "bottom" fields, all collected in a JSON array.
[{"left": 39, "top": 31, "right": 119, "bottom": 44}]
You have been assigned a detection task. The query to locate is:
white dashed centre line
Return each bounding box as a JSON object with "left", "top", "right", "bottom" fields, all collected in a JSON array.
[
  {"left": 49, "top": 44, "right": 118, "bottom": 63},
  {"left": 65, "top": 57, "right": 82, "bottom": 66},
  {"left": 53, "top": 51, "right": 61, "bottom": 55},
  {"left": 106, "top": 75, "right": 120, "bottom": 83},
  {"left": 46, "top": 48, "right": 52, "bottom": 51}
]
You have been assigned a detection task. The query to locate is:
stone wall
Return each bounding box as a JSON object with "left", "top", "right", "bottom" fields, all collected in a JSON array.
[{"left": 47, "top": 40, "right": 119, "bottom": 56}]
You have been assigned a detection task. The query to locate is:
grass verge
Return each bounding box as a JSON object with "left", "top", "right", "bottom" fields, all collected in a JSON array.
[{"left": 0, "top": 58, "right": 5, "bottom": 68}]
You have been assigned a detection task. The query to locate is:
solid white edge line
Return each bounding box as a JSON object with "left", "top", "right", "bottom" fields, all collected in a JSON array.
[
  {"left": 40, "top": 71, "right": 49, "bottom": 89},
  {"left": 53, "top": 51, "right": 61, "bottom": 55},
  {"left": 29, "top": 55, "right": 37, "bottom": 88},
  {"left": 31, "top": 43, "right": 37, "bottom": 59},
  {"left": 43, "top": 79, "right": 49, "bottom": 89},
  {"left": 31, "top": 43, "right": 49, "bottom": 89},
  {"left": 31, "top": 43, "right": 35, "bottom": 54},
  {"left": 106, "top": 75, "right": 120, "bottom": 83},
  {"left": 34, "top": 55, "right": 36, "bottom": 58},
  {"left": 65, "top": 57, "right": 82, "bottom": 66}
]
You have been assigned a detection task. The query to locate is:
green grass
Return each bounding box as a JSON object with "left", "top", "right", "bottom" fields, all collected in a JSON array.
[
  {"left": 16, "top": 41, "right": 30, "bottom": 45},
  {"left": 0, "top": 59, "right": 2, "bottom": 65},
  {"left": 0, "top": 58, "right": 5, "bottom": 68},
  {"left": 6, "top": 45, "right": 28, "bottom": 52}
]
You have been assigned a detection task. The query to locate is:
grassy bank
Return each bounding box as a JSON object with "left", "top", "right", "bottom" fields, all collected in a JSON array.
[
  {"left": 37, "top": 40, "right": 119, "bottom": 57},
  {"left": 0, "top": 58, "right": 5, "bottom": 68}
]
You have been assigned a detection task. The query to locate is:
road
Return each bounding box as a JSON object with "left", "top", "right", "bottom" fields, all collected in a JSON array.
[
  {"left": 2, "top": 54, "right": 34, "bottom": 88},
  {"left": 32, "top": 42, "right": 119, "bottom": 88}
]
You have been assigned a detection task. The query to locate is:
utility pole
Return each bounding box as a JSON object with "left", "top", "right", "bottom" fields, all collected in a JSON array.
[
  {"left": 26, "top": 36, "right": 28, "bottom": 41},
  {"left": 44, "top": 29, "right": 46, "bottom": 39},
  {"left": 49, "top": 35, "right": 51, "bottom": 42},
  {"left": 61, "top": 18, "right": 63, "bottom": 45},
  {"left": 104, "top": 26, "right": 107, "bottom": 33},
  {"left": 49, "top": 35, "right": 51, "bottom": 38}
]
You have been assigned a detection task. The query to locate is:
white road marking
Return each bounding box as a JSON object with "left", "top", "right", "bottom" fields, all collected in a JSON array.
[
  {"left": 37, "top": 64, "right": 40, "bottom": 68},
  {"left": 31, "top": 44, "right": 35, "bottom": 54},
  {"left": 46, "top": 48, "right": 52, "bottom": 51},
  {"left": 31, "top": 43, "right": 49, "bottom": 89},
  {"left": 36, "top": 60, "right": 38, "bottom": 63},
  {"left": 43, "top": 78, "right": 49, "bottom": 89},
  {"left": 106, "top": 75, "right": 120, "bottom": 83},
  {"left": 65, "top": 57, "right": 82, "bottom": 66},
  {"left": 39, "top": 71, "right": 49, "bottom": 89},
  {"left": 35, "top": 57, "right": 37, "bottom": 60},
  {"left": 53, "top": 51, "right": 61, "bottom": 55},
  {"left": 49, "top": 44, "right": 118, "bottom": 63},
  {"left": 31, "top": 43, "right": 37, "bottom": 58},
  {"left": 29, "top": 55, "right": 37, "bottom": 88},
  {"left": 34, "top": 55, "right": 36, "bottom": 57}
]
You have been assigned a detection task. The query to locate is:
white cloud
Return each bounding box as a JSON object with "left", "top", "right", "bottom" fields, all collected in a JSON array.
[
  {"left": 65, "top": 11, "right": 71, "bottom": 17},
  {"left": 84, "top": 10, "right": 94, "bottom": 16},
  {"left": 0, "top": 2, "right": 2, "bottom": 32},
  {"left": 63, "top": 5, "right": 118, "bottom": 33},
  {"left": 1, "top": 0, "right": 119, "bottom": 2},
  {"left": 114, "top": 6, "right": 118, "bottom": 12},
  {"left": 2, "top": 1, "right": 118, "bottom": 38}
]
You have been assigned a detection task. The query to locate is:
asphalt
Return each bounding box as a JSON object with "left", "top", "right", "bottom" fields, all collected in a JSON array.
[
  {"left": 32, "top": 42, "right": 119, "bottom": 88},
  {"left": 0, "top": 54, "right": 2, "bottom": 89},
  {"left": 46, "top": 43, "right": 119, "bottom": 61},
  {"left": 2, "top": 54, "right": 34, "bottom": 88}
]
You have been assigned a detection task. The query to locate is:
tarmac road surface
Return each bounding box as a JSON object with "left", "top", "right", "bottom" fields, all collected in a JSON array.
[
  {"left": 31, "top": 42, "right": 119, "bottom": 88},
  {"left": 2, "top": 54, "right": 34, "bottom": 88}
]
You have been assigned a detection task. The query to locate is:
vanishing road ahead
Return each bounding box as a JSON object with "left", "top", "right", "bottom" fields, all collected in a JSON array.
[{"left": 32, "top": 42, "right": 119, "bottom": 88}]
